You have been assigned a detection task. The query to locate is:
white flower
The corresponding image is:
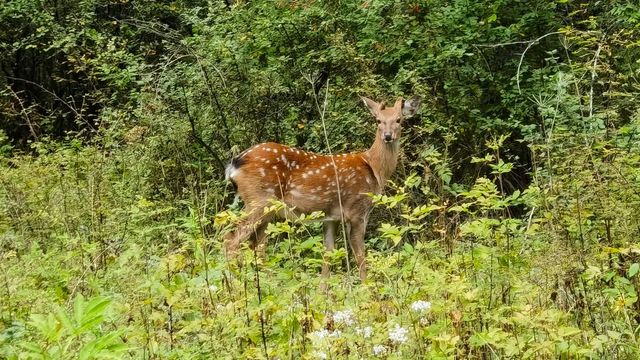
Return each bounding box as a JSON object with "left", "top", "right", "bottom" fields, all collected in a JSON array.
[
  {"left": 310, "top": 329, "right": 341, "bottom": 340},
  {"left": 311, "top": 351, "right": 327, "bottom": 359},
  {"left": 310, "top": 329, "right": 330, "bottom": 339},
  {"left": 208, "top": 284, "right": 218, "bottom": 292},
  {"left": 410, "top": 300, "right": 432, "bottom": 313},
  {"left": 333, "top": 309, "right": 355, "bottom": 326},
  {"left": 372, "top": 344, "right": 387, "bottom": 356},
  {"left": 356, "top": 326, "right": 373, "bottom": 338},
  {"left": 419, "top": 316, "right": 429, "bottom": 326},
  {"left": 388, "top": 324, "right": 409, "bottom": 344}
]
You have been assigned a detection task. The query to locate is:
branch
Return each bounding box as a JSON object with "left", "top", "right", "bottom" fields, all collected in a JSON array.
[
  {"left": 472, "top": 32, "right": 564, "bottom": 93},
  {"left": 5, "top": 86, "right": 38, "bottom": 140},
  {"left": 180, "top": 85, "right": 225, "bottom": 170},
  {"left": 6, "top": 76, "right": 94, "bottom": 130}
]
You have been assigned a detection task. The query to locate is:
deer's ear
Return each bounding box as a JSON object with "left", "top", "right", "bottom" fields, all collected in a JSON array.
[
  {"left": 361, "top": 96, "right": 381, "bottom": 117},
  {"left": 402, "top": 97, "right": 422, "bottom": 118}
]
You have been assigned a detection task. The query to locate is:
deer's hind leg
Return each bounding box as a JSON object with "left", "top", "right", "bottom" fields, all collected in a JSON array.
[
  {"left": 224, "top": 203, "right": 271, "bottom": 259},
  {"left": 250, "top": 211, "right": 274, "bottom": 259},
  {"left": 321, "top": 220, "right": 338, "bottom": 279}
]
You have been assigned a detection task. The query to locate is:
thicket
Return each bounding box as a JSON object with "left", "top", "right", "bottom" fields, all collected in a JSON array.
[{"left": 1, "top": 0, "right": 639, "bottom": 358}]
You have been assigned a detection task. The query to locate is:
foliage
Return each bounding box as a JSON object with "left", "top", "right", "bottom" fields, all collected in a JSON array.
[{"left": 2, "top": 0, "right": 640, "bottom": 358}]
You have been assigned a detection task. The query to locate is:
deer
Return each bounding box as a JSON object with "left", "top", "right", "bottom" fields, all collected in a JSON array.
[{"left": 224, "top": 96, "right": 421, "bottom": 280}]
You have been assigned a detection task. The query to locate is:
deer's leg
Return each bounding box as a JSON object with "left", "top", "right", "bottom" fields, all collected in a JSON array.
[
  {"left": 224, "top": 206, "right": 266, "bottom": 258},
  {"left": 348, "top": 218, "right": 368, "bottom": 281},
  {"left": 321, "top": 220, "right": 338, "bottom": 278},
  {"left": 251, "top": 212, "right": 274, "bottom": 259}
]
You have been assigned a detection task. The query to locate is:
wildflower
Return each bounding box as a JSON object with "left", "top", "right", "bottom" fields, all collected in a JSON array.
[
  {"left": 410, "top": 300, "right": 431, "bottom": 313},
  {"left": 310, "top": 329, "right": 341, "bottom": 340},
  {"left": 208, "top": 284, "right": 218, "bottom": 292},
  {"left": 310, "top": 329, "right": 330, "bottom": 339},
  {"left": 388, "top": 324, "right": 409, "bottom": 344},
  {"left": 373, "top": 344, "right": 387, "bottom": 356},
  {"left": 419, "top": 316, "right": 429, "bottom": 326},
  {"left": 312, "top": 351, "right": 327, "bottom": 359},
  {"left": 333, "top": 309, "right": 355, "bottom": 326},
  {"left": 356, "top": 326, "right": 373, "bottom": 339}
]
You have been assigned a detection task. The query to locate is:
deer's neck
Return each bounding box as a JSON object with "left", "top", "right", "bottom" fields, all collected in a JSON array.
[{"left": 364, "top": 134, "right": 400, "bottom": 191}]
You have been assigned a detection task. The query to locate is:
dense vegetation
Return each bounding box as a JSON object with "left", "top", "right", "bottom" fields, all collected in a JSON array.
[{"left": 1, "top": 0, "right": 639, "bottom": 358}]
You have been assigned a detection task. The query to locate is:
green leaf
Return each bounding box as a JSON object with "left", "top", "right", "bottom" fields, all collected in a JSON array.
[
  {"left": 557, "top": 326, "right": 581, "bottom": 337},
  {"left": 19, "top": 342, "right": 45, "bottom": 357},
  {"left": 628, "top": 263, "right": 639, "bottom": 278}
]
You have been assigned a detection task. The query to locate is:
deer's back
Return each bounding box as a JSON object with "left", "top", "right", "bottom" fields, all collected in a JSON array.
[{"left": 229, "top": 142, "right": 378, "bottom": 220}]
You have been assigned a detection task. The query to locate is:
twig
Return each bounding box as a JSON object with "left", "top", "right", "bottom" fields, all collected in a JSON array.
[
  {"left": 253, "top": 247, "right": 269, "bottom": 357},
  {"left": 6, "top": 76, "right": 94, "bottom": 130},
  {"left": 589, "top": 43, "right": 603, "bottom": 120},
  {"left": 5, "top": 86, "right": 38, "bottom": 140},
  {"left": 304, "top": 73, "right": 353, "bottom": 290},
  {"left": 473, "top": 39, "right": 539, "bottom": 48},
  {"left": 180, "top": 85, "right": 225, "bottom": 170}
]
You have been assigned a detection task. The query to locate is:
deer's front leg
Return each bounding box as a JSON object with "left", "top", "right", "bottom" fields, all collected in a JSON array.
[
  {"left": 348, "top": 218, "right": 368, "bottom": 281},
  {"left": 321, "top": 220, "right": 338, "bottom": 279}
]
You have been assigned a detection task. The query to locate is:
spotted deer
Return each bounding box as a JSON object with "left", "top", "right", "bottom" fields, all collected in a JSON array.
[{"left": 224, "top": 96, "right": 421, "bottom": 280}]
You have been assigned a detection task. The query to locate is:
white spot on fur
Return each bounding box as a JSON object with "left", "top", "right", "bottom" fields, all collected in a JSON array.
[{"left": 259, "top": 168, "right": 266, "bottom": 177}]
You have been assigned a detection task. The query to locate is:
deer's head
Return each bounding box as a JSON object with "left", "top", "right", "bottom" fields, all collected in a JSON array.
[{"left": 361, "top": 97, "right": 422, "bottom": 144}]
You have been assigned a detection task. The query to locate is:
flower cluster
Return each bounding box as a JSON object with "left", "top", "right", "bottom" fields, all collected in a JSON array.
[
  {"left": 311, "top": 351, "right": 327, "bottom": 359},
  {"left": 356, "top": 326, "right": 373, "bottom": 339},
  {"left": 388, "top": 324, "right": 409, "bottom": 344},
  {"left": 310, "top": 329, "right": 342, "bottom": 340},
  {"left": 333, "top": 309, "right": 355, "bottom": 326},
  {"left": 410, "top": 300, "right": 432, "bottom": 312},
  {"left": 373, "top": 344, "right": 387, "bottom": 356}
]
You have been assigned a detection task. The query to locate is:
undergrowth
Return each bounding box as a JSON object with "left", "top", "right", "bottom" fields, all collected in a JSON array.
[{"left": 1, "top": 131, "right": 639, "bottom": 359}]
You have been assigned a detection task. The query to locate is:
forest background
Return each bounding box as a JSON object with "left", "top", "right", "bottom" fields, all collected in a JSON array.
[{"left": 1, "top": 0, "right": 640, "bottom": 358}]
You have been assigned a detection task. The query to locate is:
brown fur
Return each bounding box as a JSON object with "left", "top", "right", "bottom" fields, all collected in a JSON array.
[{"left": 224, "top": 96, "right": 421, "bottom": 280}]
